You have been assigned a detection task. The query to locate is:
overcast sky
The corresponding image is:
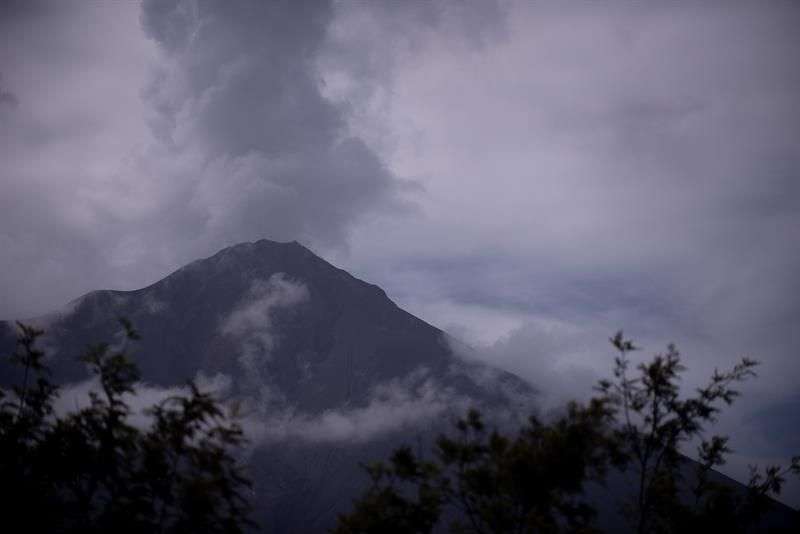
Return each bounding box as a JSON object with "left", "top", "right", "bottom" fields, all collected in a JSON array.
[{"left": 1, "top": 1, "right": 799, "bottom": 504}]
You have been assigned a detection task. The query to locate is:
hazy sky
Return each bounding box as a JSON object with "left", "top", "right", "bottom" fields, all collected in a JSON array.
[{"left": 1, "top": 1, "right": 799, "bottom": 504}]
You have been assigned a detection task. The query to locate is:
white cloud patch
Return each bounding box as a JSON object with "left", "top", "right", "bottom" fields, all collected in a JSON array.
[
  {"left": 220, "top": 273, "right": 309, "bottom": 381},
  {"left": 54, "top": 365, "right": 468, "bottom": 446},
  {"left": 245, "top": 366, "right": 469, "bottom": 445},
  {"left": 447, "top": 317, "right": 607, "bottom": 411},
  {"left": 54, "top": 371, "right": 233, "bottom": 430}
]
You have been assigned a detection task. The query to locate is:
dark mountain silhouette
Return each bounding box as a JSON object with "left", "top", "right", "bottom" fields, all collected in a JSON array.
[
  {"left": 0, "top": 239, "right": 795, "bottom": 531},
  {"left": 0, "top": 239, "right": 534, "bottom": 531},
  {"left": 0, "top": 240, "right": 531, "bottom": 404}
]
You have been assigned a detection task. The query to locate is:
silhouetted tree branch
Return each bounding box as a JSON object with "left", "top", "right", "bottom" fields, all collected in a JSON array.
[
  {"left": 0, "top": 319, "right": 254, "bottom": 533},
  {"left": 338, "top": 332, "right": 799, "bottom": 533}
]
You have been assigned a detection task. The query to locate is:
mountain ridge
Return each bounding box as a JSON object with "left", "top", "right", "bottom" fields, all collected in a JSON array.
[
  {"left": 0, "top": 238, "right": 534, "bottom": 414},
  {"left": 0, "top": 238, "right": 540, "bottom": 530}
]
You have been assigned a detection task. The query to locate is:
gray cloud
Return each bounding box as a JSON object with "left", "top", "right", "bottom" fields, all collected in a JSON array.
[
  {"left": 0, "top": 1, "right": 158, "bottom": 318},
  {"left": 136, "top": 0, "right": 406, "bottom": 249},
  {"left": 333, "top": 3, "right": 800, "bottom": 385},
  {"left": 322, "top": 3, "right": 800, "bottom": 504},
  {"left": 0, "top": 0, "right": 408, "bottom": 319}
]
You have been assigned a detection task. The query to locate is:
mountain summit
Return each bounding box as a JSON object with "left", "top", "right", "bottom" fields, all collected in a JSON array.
[
  {"left": 0, "top": 239, "right": 531, "bottom": 408},
  {"left": 0, "top": 239, "right": 534, "bottom": 531}
]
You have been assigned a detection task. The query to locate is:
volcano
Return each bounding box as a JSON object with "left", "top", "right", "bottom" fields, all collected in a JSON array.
[
  {"left": 0, "top": 239, "right": 534, "bottom": 531},
  {"left": 1, "top": 239, "right": 795, "bottom": 532}
]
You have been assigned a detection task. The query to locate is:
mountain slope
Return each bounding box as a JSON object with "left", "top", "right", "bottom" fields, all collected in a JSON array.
[
  {"left": 1, "top": 239, "right": 531, "bottom": 411},
  {"left": 0, "top": 239, "right": 536, "bottom": 531}
]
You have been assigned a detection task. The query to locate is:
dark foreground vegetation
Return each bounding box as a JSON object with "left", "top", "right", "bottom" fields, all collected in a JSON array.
[
  {"left": 0, "top": 321, "right": 253, "bottom": 533},
  {"left": 336, "top": 333, "right": 800, "bottom": 533},
  {"left": 1, "top": 322, "right": 797, "bottom": 533}
]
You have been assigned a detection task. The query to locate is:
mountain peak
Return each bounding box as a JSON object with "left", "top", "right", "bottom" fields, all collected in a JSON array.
[
  {"left": 0, "top": 239, "right": 536, "bottom": 532},
  {"left": 164, "top": 238, "right": 330, "bottom": 283},
  {"left": 2, "top": 239, "right": 532, "bottom": 414},
  {"left": 204, "top": 237, "right": 310, "bottom": 261}
]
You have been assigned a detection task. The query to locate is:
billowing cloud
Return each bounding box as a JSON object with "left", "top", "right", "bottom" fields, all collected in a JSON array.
[
  {"left": 137, "top": 0, "right": 408, "bottom": 248},
  {"left": 0, "top": 0, "right": 407, "bottom": 319}
]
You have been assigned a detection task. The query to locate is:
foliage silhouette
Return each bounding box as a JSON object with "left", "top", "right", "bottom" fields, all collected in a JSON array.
[
  {"left": 336, "top": 332, "right": 800, "bottom": 533},
  {"left": 597, "top": 332, "right": 799, "bottom": 533},
  {"left": 3, "top": 320, "right": 797, "bottom": 533},
  {"left": 0, "top": 320, "right": 254, "bottom": 533}
]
